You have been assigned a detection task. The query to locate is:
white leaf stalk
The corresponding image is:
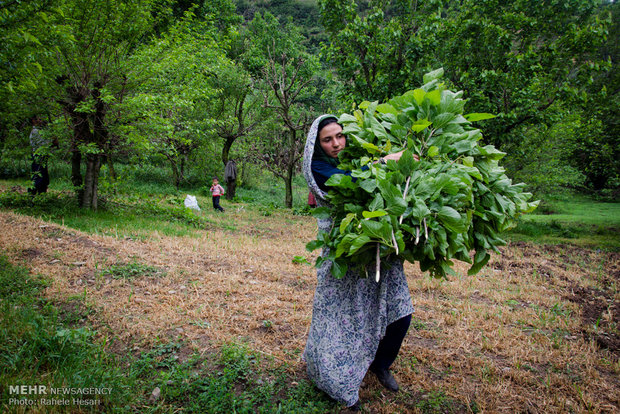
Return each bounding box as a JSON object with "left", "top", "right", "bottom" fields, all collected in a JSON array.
[
  {"left": 391, "top": 230, "right": 399, "bottom": 255},
  {"left": 399, "top": 175, "right": 412, "bottom": 225},
  {"left": 375, "top": 243, "right": 381, "bottom": 282}
]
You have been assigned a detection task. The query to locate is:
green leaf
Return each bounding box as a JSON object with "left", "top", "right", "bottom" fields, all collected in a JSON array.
[
  {"left": 423, "top": 68, "right": 444, "bottom": 84},
  {"left": 376, "top": 103, "right": 398, "bottom": 115},
  {"left": 306, "top": 239, "right": 324, "bottom": 251},
  {"left": 464, "top": 113, "right": 496, "bottom": 122},
  {"left": 360, "top": 220, "right": 391, "bottom": 241},
  {"left": 311, "top": 207, "right": 331, "bottom": 220},
  {"left": 349, "top": 235, "right": 371, "bottom": 255},
  {"left": 343, "top": 123, "right": 362, "bottom": 135},
  {"left": 292, "top": 256, "right": 311, "bottom": 265},
  {"left": 368, "top": 194, "right": 384, "bottom": 211},
  {"left": 362, "top": 142, "right": 381, "bottom": 154},
  {"left": 437, "top": 206, "right": 467, "bottom": 233},
  {"left": 398, "top": 150, "right": 416, "bottom": 176},
  {"left": 410, "top": 200, "right": 431, "bottom": 220},
  {"left": 22, "top": 31, "right": 42, "bottom": 45},
  {"left": 331, "top": 259, "right": 347, "bottom": 279},
  {"left": 412, "top": 119, "right": 432, "bottom": 132},
  {"left": 413, "top": 89, "right": 426, "bottom": 105},
  {"left": 339, "top": 213, "right": 356, "bottom": 233},
  {"left": 339, "top": 113, "right": 358, "bottom": 124},
  {"left": 359, "top": 179, "right": 377, "bottom": 193},
  {"left": 427, "top": 146, "right": 439, "bottom": 157},
  {"left": 335, "top": 233, "right": 357, "bottom": 257},
  {"left": 352, "top": 169, "right": 372, "bottom": 179},
  {"left": 477, "top": 145, "right": 506, "bottom": 160},
  {"left": 468, "top": 250, "right": 491, "bottom": 275},
  {"left": 369, "top": 117, "right": 388, "bottom": 140},
  {"left": 363, "top": 210, "right": 388, "bottom": 219},
  {"left": 326, "top": 174, "right": 356, "bottom": 189},
  {"left": 378, "top": 181, "right": 407, "bottom": 216},
  {"left": 426, "top": 89, "right": 442, "bottom": 106},
  {"left": 432, "top": 113, "right": 457, "bottom": 129}
]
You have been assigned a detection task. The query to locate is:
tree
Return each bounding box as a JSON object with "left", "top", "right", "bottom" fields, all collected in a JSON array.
[
  {"left": 243, "top": 12, "right": 318, "bottom": 208},
  {"left": 212, "top": 65, "right": 262, "bottom": 199},
  {"left": 426, "top": 0, "right": 610, "bottom": 148},
  {"left": 259, "top": 52, "right": 315, "bottom": 208},
  {"left": 568, "top": 0, "right": 619, "bottom": 191},
  {"left": 317, "top": 0, "right": 432, "bottom": 103},
  {"left": 122, "top": 13, "right": 230, "bottom": 189},
  {"left": 319, "top": 0, "right": 610, "bottom": 149},
  {"left": 7, "top": 0, "right": 157, "bottom": 209},
  {"left": 0, "top": 0, "right": 62, "bottom": 158}
]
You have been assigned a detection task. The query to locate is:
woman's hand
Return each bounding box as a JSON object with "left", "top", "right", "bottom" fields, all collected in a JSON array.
[{"left": 381, "top": 150, "right": 420, "bottom": 163}]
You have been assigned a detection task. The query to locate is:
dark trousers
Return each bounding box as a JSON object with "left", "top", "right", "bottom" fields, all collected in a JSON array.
[
  {"left": 370, "top": 314, "right": 412, "bottom": 371},
  {"left": 30, "top": 157, "right": 49, "bottom": 195},
  {"left": 212, "top": 195, "right": 224, "bottom": 211}
]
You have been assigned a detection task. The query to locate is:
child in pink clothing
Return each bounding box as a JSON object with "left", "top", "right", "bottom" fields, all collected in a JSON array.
[{"left": 210, "top": 177, "right": 225, "bottom": 212}]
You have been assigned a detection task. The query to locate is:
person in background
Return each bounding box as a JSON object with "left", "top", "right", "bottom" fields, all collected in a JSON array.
[
  {"left": 302, "top": 115, "right": 415, "bottom": 411},
  {"left": 28, "top": 116, "right": 57, "bottom": 195},
  {"left": 307, "top": 191, "right": 317, "bottom": 208},
  {"left": 224, "top": 159, "right": 237, "bottom": 200},
  {"left": 210, "top": 177, "right": 225, "bottom": 212}
]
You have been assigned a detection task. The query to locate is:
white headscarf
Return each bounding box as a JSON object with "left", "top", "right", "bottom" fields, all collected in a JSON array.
[{"left": 302, "top": 114, "right": 338, "bottom": 204}]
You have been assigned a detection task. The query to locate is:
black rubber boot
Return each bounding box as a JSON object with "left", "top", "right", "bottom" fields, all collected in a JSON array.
[{"left": 370, "top": 367, "right": 399, "bottom": 392}]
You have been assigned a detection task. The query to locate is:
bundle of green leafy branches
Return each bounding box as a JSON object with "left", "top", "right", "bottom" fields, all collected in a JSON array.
[{"left": 307, "top": 69, "right": 538, "bottom": 279}]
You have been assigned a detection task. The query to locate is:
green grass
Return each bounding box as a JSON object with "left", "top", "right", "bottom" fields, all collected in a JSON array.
[
  {"left": 0, "top": 253, "right": 338, "bottom": 413},
  {"left": 505, "top": 193, "right": 620, "bottom": 250},
  {"left": 0, "top": 158, "right": 313, "bottom": 239},
  {"left": 141, "top": 341, "right": 337, "bottom": 413},
  {"left": 99, "top": 261, "right": 165, "bottom": 280},
  {"left": 0, "top": 190, "right": 224, "bottom": 239},
  {"left": 0, "top": 254, "right": 138, "bottom": 412}
]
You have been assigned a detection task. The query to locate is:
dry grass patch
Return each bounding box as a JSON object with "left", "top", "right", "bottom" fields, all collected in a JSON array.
[{"left": 0, "top": 209, "right": 618, "bottom": 413}]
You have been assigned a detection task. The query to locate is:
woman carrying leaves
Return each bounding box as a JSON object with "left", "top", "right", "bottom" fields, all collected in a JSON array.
[{"left": 302, "top": 115, "right": 415, "bottom": 411}]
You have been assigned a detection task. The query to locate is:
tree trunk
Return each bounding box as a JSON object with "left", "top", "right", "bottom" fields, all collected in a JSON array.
[
  {"left": 285, "top": 169, "right": 293, "bottom": 208},
  {"left": 86, "top": 83, "right": 107, "bottom": 210},
  {"left": 69, "top": 110, "right": 88, "bottom": 205},
  {"left": 81, "top": 153, "right": 102, "bottom": 210},
  {"left": 284, "top": 129, "right": 295, "bottom": 208},
  {"left": 171, "top": 160, "right": 180, "bottom": 189},
  {"left": 71, "top": 142, "right": 83, "bottom": 204},
  {"left": 222, "top": 136, "right": 235, "bottom": 166},
  {"left": 180, "top": 154, "right": 187, "bottom": 183},
  {"left": 226, "top": 180, "right": 236, "bottom": 200},
  {"left": 107, "top": 155, "right": 116, "bottom": 181}
]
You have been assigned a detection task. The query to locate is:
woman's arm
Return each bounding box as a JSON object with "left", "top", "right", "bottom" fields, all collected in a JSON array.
[{"left": 377, "top": 150, "right": 419, "bottom": 164}]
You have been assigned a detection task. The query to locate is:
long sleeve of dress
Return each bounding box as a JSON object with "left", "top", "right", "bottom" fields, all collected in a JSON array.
[{"left": 311, "top": 160, "right": 369, "bottom": 192}]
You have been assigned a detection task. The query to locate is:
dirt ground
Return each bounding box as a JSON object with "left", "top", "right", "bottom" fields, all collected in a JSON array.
[{"left": 0, "top": 210, "right": 618, "bottom": 413}]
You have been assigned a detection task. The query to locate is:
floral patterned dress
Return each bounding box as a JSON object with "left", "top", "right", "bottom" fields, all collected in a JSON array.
[{"left": 302, "top": 114, "right": 415, "bottom": 407}]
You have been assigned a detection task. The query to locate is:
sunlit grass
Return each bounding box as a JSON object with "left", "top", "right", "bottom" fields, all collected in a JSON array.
[{"left": 506, "top": 193, "right": 620, "bottom": 250}]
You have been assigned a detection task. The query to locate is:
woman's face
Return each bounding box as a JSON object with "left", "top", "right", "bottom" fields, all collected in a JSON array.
[{"left": 318, "top": 122, "right": 346, "bottom": 158}]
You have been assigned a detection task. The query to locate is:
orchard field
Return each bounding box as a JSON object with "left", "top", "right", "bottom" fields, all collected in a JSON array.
[
  {"left": 1, "top": 0, "right": 619, "bottom": 412},
  {"left": 0, "top": 176, "right": 618, "bottom": 413}
]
